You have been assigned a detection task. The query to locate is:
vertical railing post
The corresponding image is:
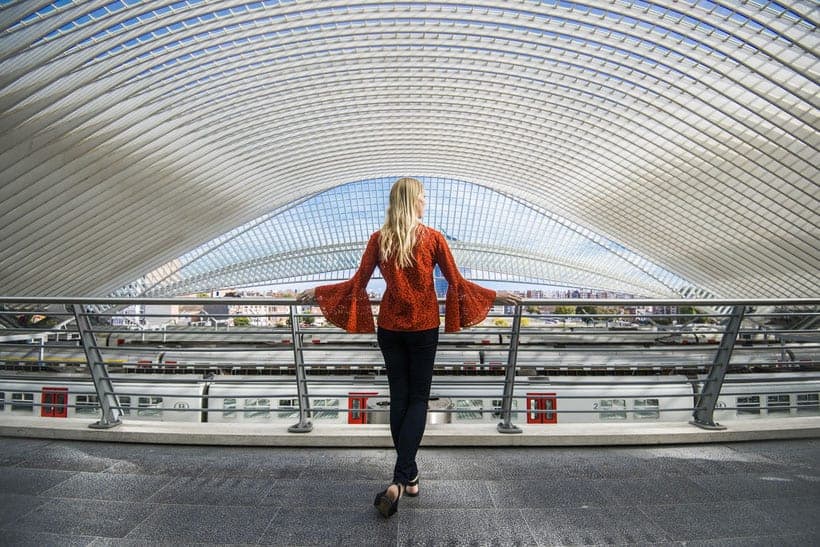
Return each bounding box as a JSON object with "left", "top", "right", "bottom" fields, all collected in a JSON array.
[
  {"left": 690, "top": 305, "right": 746, "bottom": 430},
  {"left": 70, "top": 304, "right": 122, "bottom": 429},
  {"left": 497, "top": 304, "right": 523, "bottom": 434},
  {"left": 287, "top": 303, "right": 313, "bottom": 433}
]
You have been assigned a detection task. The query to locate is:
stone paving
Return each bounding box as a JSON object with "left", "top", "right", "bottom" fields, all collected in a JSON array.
[{"left": 0, "top": 436, "right": 818, "bottom": 545}]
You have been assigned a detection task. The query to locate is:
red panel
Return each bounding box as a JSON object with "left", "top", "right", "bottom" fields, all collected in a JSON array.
[
  {"left": 526, "top": 392, "right": 557, "bottom": 424},
  {"left": 348, "top": 391, "right": 378, "bottom": 425},
  {"left": 41, "top": 387, "right": 69, "bottom": 418}
]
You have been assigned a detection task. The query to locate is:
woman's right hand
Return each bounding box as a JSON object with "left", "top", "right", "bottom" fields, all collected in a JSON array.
[
  {"left": 494, "top": 290, "right": 522, "bottom": 305},
  {"left": 296, "top": 288, "right": 316, "bottom": 303}
]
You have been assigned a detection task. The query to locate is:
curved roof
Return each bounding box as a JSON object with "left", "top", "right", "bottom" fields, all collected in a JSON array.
[{"left": 0, "top": 1, "right": 818, "bottom": 298}]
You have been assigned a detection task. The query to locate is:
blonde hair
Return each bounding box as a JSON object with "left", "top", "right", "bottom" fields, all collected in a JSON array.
[{"left": 379, "top": 177, "right": 423, "bottom": 268}]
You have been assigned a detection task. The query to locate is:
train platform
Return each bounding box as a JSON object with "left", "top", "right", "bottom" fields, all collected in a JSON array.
[
  {"left": 1, "top": 416, "right": 819, "bottom": 447},
  {"left": 1, "top": 436, "right": 818, "bottom": 545}
]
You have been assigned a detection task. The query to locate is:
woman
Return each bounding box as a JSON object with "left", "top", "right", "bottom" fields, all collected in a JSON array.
[{"left": 298, "top": 177, "right": 520, "bottom": 518}]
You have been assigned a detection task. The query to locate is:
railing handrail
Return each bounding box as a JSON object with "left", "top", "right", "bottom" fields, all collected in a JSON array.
[{"left": 1, "top": 296, "right": 818, "bottom": 434}]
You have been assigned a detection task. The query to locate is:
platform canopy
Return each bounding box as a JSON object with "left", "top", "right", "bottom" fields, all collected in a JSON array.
[{"left": 0, "top": 1, "right": 817, "bottom": 298}]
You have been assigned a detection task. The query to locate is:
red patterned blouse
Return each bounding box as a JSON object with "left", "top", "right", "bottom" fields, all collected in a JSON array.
[{"left": 315, "top": 225, "right": 495, "bottom": 333}]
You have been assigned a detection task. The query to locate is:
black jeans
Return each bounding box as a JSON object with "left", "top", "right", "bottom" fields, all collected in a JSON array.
[{"left": 377, "top": 326, "right": 439, "bottom": 485}]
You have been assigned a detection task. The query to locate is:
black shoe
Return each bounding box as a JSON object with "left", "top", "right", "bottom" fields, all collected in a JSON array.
[
  {"left": 405, "top": 475, "right": 419, "bottom": 497},
  {"left": 373, "top": 483, "right": 403, "bottom": 518}
]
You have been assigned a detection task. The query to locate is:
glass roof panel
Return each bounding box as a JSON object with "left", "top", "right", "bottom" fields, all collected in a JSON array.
[{"left": 129, "top": 176, "right": 698, "bottom": 297}]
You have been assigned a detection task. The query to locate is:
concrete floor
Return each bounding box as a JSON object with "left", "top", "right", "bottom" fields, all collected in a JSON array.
[{"left": 0, "top": 436, "right": 818, "bottom": 545}]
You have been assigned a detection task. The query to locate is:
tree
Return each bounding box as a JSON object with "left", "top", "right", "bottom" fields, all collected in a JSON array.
[
  {"left": 598, "top": 307, "right": 619, "bottom": 322},
  {"left": 678, "top": 306, "right": 706, "bottom": 324},
  {"left": 232, "top": 316, "right": 250, "bottom": 327},
  {"left": 554, "top": 305, "right": 575, "bottom": 315},
  {"left": 575, "top": 306, "right": 598, "bottom": 325}
]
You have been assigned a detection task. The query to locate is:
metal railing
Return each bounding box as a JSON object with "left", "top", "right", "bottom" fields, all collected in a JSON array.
[{"left": 0, "top": 296, "right": 817, "bottom": 434}]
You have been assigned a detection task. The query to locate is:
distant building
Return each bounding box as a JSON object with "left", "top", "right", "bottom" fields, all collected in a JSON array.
[
  {"left": 433, "top": 265, "right": 473, "bottom": 298},
  {"left": 143, "top": 304, "right": 180, "bottom": 327},
  {"left": 198, "top": 304, "right": 231, "bottom": 327},
  {"left": 110, "top": 304, "right": 179, "bottom": 328},
  {"left": 433, "top": 265, "right": 448, "bottom": 298},
  {"left": 178, "top": 304, "right": 203, "bottom": 325},
  {"left": 229, "top": 303, "right": 293, "bottom": 327},
  {"left": 110, "top": 305, "right": 141, "bottom": 327}
]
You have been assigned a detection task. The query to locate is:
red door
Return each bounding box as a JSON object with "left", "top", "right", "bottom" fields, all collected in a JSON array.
[
  {"left": 41, "top": 387, "right": 69, "bottom": 418},
  {"left": 526, "top": 392, "right": 557, "bottom": 424},
  {"left": 348, "top": 391, "right": 378, "bottom": 424}
]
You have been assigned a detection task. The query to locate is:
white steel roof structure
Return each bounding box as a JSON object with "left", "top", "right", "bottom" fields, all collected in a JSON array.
[{"left": 0, "top": 1, "right": 818, "bottom": 298}]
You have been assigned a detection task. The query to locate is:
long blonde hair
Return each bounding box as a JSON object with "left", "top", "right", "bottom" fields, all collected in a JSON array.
[{"left": 379, "top": 177, "right": 423, "bottom": 268}]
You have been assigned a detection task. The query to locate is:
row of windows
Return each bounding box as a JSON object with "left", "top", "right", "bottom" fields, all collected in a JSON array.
[
  {"left": 2, "top": 392, "right": 817, "bottom": 419},
  {"left": 456, "top": 398, "right": 509, "bottom": 420},
  {"left": 216, "top": 397, "right": 659, "bottom": 422},
  {"left": 221, "top": 397, "right": 514, "bottom": 422},
  {"left": 0, "top": 392, "right": 162, "bottom": 417},
  {"left": 593, "top": 398, "right": 661, "bottom": 420},
  {"left": 2, "top": 392, "right": 34, "bottom": 412},
  {"left": 735, "top": 393, "right": 819, "bottom": 415},
  {"left": 222, "top": 398, "right": 340, "bottom": 419},
  {"left": 119, "top": 395, "right": 165, "bottom": 417}
]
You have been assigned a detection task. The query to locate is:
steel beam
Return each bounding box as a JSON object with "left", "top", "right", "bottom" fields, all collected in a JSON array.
[
  {"left": 288, "top": 305, "right": 313, "bottom": 433},
  {"left": 498, "top": 305, "right": 523, "bottom": 434},
  {"left": 70, "top": 304, "right": 122, "bottom": 429},
  {"left": 690, "top": 305, "right": 746, "bottom": 430}
]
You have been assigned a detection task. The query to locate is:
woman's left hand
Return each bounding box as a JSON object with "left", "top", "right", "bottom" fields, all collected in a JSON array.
[
  {"left": 494, "top": 290, "right": 522, "bottom": 305},
  {"left": 296, "top": 288, "right": 316, "bottom": 303}
]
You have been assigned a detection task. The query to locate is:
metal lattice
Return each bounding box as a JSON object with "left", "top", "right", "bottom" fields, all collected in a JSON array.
[{"left": 0, "top": 1, "right": 817, "bottom": 297}]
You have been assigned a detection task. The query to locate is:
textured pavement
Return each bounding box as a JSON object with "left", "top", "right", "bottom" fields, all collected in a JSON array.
[{"left": 0, "top": 436, "right": 818, "bottom": 546}]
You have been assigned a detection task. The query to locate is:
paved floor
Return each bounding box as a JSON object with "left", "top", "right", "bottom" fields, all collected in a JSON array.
[{"left": 0, "top": 437, "right": 818, "bottom": 546}]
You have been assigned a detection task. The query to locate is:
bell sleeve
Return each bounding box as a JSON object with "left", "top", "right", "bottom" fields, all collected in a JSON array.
[
  {"left": 434, "top": 231, "right": 496, "bottom": 333},
  {"left": 314, "top": 233, "right": 379, "bottom": 333}
]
